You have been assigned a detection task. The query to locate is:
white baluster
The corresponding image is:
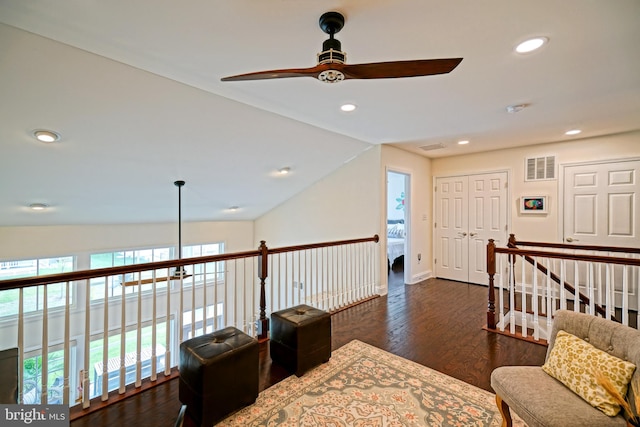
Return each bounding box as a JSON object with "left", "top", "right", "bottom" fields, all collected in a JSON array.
[
  {"left": 83, "top": 281, "right": 90, "bottom": 408},
  {"left": 520, "top": 253, "right": 527, "bottom": 338},
  {"left": 102, "top": 276, "right": 110, "bottom": 400},
  {"left": 164, "top": 268, "right": 171, "bottom": 376},
  {"left": 151, "top": 271, "right": 157, "bottom": 382},
  {"left": 63, "top": 281, "right": 70, "bottom": 404},
  {"left": 532, "top": 258, "right": 539, "bottom": 341},
  {"left": 546, "top": 258, "right": 553, "bottom": 336},
  {"left": 135, "top": 278, "right": 142, "bottom": 388},
  {"left": 559, "top": 260, "right": 566, "bottom": 311},
  {"left": 498, "top": 254, "right": 504, "bottom": 331},
  {"left": 118, "top": 275, "right": 126, "bottom": 395},
  {"left": 622, "top": 265, "right": 629, "bottom": 326},
  {"left": 41, "top": 285, "right": 48, "bottom": 405},
  {"left": 18, "top": 288, "right": 24, "bottom": 404}
]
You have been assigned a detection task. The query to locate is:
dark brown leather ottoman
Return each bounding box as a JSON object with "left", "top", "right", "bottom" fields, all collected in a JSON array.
[
  {"left": 179, "top": 327, "right": 258, "bottom": 426},
  {"left": 270, "top": 304, "right": 331, "bottom": 377}
]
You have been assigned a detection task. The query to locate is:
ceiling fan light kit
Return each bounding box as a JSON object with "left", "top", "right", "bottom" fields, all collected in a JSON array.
[{"left": 221, "top": 11, "right": 462, "bottom": 83}]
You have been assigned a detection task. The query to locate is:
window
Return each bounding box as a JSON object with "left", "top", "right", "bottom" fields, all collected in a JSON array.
[
  {"left": 22, "top": 345, "right": 75, "bottom": 404},
  {"left": 0, "top": 256, "right": 74, "bottom": 316},
  {"left": 89, "top": 243, "right": 224, "bottom": 301},
  {"left": 89, "top": 248, "right": 171, "bottom": 300},
  {"left": 183, "top": 243, "right": 225, "bottom": 285}
]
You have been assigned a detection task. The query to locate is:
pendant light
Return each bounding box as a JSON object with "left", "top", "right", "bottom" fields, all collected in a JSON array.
[{"left": 171, "top": 180, "right": 189, "bottom": 279}]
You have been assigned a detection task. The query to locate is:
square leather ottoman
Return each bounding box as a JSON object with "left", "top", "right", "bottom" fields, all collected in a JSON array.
[
  {"left": 179, "top": 326, "right": 258, "bottom": 426},
  {"left": 270, "top": 304, "right": 331, "bottom": 377}
]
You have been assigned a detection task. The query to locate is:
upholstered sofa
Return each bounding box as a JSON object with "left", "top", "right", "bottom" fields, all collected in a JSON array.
[{"left": 491, "top": 310, "right": 640, "bottom": 427}]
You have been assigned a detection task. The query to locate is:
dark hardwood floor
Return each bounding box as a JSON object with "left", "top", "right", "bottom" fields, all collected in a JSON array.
[{"left": 70, "top": 270, "right": 548, "bottom": 427}]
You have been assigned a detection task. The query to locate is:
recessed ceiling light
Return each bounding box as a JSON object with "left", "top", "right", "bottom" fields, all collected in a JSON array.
[
  {"left": 515, "top": 37, "right": 548, "bottom": 54},
  {"left": 278, "top": 167, "right": 291, "bottom": 175},
  {"left": 29, "top": 203, "right": 48, "bottom": 211},
  {"left": 33, "top": 130, "right": 61, "bottom": 143},
  {"left": 565, "top": 129, "right": 582, "bottom": 136},
  {"left": 458, "top": 140, "right": 470, "bottom": 145},
  {"left": 340, "top": 103, "right": 357, "bottom": 112}
]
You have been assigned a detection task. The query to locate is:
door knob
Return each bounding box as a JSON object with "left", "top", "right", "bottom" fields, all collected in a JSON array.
[
  {"left": 566, "top": 237, "right": 579, "bottom": 242},
  {"left": 458, "top": 232, "right": 467, "bottom": 237},
  {"left": 469, "top": 232, "right": 477, "bottom": 237}
]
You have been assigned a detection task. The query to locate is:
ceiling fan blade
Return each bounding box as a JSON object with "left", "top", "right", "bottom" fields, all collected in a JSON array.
[
  {"left": 221, "top": 65, "right": 327, "bottom": 81},
  {"left": 221, "top": 58, "right": 463, "bottom": 82},
  {"left": 340, "top": 58, "right": 463, "bottom": 80}
]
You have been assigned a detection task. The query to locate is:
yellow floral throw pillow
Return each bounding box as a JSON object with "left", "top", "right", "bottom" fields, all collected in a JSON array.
[{"left": 542, "top": 330, "right": 637, "bottom": 416}]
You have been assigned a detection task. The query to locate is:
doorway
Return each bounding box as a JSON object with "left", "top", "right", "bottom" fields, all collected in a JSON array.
[
  {"left": 386, "top": 170, "right": 410, "bottom": 284},
  {"left": 434, "top": 172, "right": 509, "bottom": 285}
]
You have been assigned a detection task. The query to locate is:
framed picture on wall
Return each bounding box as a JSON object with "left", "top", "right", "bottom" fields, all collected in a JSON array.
[{"left": 520, "top": 195, "right": 547, "bottom": 214}]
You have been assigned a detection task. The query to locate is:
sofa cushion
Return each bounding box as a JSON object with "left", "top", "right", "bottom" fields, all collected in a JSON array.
[
  {"left": 542, "top": 330, "right": 636, "bottom": 416},
  {"left": 491, "top": 366, "right": 626, "bottom": 427}
]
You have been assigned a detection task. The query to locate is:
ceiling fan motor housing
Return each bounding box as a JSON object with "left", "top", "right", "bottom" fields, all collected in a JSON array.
[
  {"left": 318, "top": 38, "right": 346, "bottom": 64},
  {"left": 317, "top": 11, "right": 347, "bottom": 82}
]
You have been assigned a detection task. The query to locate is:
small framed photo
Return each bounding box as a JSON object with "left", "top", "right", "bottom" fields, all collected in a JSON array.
[{"left": 520, "top": 195, "right": 547, "bottom": 214}]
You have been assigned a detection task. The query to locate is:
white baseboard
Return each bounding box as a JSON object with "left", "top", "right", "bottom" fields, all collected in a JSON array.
[{"left": 407, "top": 270, "right": 432, "bottom": 285}]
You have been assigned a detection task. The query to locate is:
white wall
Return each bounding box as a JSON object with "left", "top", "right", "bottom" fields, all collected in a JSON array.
[
  {"left": 432, "top": 131, "right": 640, "bottom": 242},
  {"left": 255, "top": 146, "right": 382, "bottom": 292},
  {"left": 0, "top": 221, "right": 255, "bottom": 260},
  {"left": 255, "top": 146, "right": 381, "bottom": 246},
  {"left": 381, "top": 145, "right": 433, "bottom": 285}
]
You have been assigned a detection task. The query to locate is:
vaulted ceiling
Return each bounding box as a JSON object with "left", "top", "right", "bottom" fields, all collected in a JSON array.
[{"left": 1, "top": 1, "right": 639, "bottom": 226}]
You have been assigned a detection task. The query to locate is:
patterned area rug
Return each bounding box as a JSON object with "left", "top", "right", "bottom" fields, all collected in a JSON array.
[{"left": 218, "top": 340, "right": 526, "bottom": 426}]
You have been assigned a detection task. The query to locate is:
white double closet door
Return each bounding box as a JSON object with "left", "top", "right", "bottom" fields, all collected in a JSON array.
[{"left": 435, "top": 172, "right": 508, "bottom": 285}]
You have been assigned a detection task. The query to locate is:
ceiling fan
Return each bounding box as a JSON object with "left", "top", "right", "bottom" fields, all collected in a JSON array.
[{"left": 221, "top": 11, "right": 463, "bottom": 83}]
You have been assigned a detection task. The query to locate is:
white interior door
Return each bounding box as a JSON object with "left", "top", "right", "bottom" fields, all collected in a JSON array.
[
  {"left": 435, "top": 172, "right": 508, "bottom": 285},
  {"left": 468, "top": 173, "right": 509, "bottom": 285},
  {"left": 435, "top": 176, "right": 469, "bottom": 282},
  {"left": 563, "top": 159, "right": 640, "bottom": 310},
  {"left": 564, "top": 159, "right": 640, "bottom": 247}
]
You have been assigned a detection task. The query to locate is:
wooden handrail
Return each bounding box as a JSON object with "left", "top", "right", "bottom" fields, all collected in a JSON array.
[
  {"left": 0, "top": 235, "right": 380, "bottom": 291},
  {"left": 495, "top": 247, "right": 640, "bottom": 267},
  {"left": 267, "top": 235, "right": 380, "bottom": 255},
  {"left": 0, "top": 250, "right": 262, "bottom": 291},
  {"left": 511, "top": 237, "right": 640, "bottom": 254}
]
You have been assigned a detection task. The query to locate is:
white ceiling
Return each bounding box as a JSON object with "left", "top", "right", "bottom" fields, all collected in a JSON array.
[{"left": 1, "top": 1, "right": 639, "bottom": 227}]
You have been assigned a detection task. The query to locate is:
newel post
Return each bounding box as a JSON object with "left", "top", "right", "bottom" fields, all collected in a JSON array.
[
  {"left": 486, "top": 239, "right": 496, "bottom": 329},
  {"left": 257, "top": 240, "right": 269, "bottom": 340}
]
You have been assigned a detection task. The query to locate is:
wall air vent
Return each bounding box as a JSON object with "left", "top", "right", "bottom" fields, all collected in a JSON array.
[
  {"left": 419, "top": 143, "right": 445, "bottom": 152},
  {"left": 525, "top": 155, "right": 556, "bottom": 181}
]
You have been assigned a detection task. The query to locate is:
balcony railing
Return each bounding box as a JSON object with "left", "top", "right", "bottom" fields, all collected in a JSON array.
[
  {"left": 0, "top": 235, "right": 379, "bottom": 416},
  {"left": 486, "top": 235, "right": 640, "bottom": 341}
]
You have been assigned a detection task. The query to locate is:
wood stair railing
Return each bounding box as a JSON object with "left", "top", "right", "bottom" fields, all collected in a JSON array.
[
  {"left": 506, "top": 234, "right": 613, "bottom": 322},
  {"left": 487, "top": 235, "right": 640, "bottom": 338}
]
